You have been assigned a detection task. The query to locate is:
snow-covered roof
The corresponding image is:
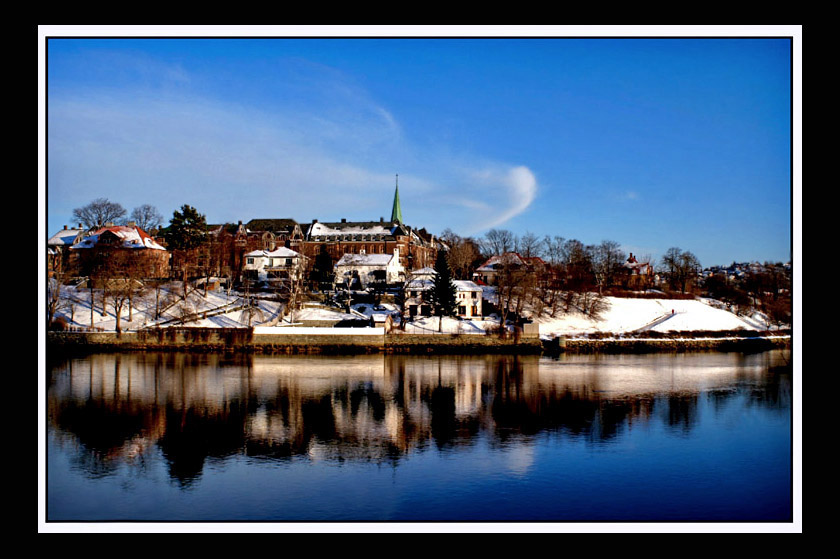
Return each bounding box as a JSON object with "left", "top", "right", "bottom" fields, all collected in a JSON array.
[
  {"left": 453, "top": 280, "right": 482, "bottom": 292},
  {"left": 410, "top": 267, "right": 436, "bottom": 277},
  {"left": 308, "top": 221, "right": 402, "bottom": 238},
  {"left": 48, "top": 227, "right": 85, "bottom": 247},
  {"left": 70, "top": 225, "right": 166, "bottom": 251},
  {"left": 245, "top": 247, "right": 302, "bottom": 258},
  {"left": 476, "top": 253, "right": 528, "bottom": 271},
  {"left": 405, "top": 277, "right": 434, "bottom": 290},
  {"left": 405, "top": 278, "right": 482, "bottom": 292},
  {"left": 336, "top": 253, "right": 395, "bottom": 267}
]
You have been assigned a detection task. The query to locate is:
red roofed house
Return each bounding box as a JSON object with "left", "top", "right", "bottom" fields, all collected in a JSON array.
[
  {"left": 69, "top": 222, "right": 170, "bottom": 279},
  {"left": 473, "top": 252, "right": 547, "bottom": 286}
]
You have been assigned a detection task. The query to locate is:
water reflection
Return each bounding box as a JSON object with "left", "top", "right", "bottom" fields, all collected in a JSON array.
[{"left": 47, "top": 351, "right": 791, "bottom": 487}]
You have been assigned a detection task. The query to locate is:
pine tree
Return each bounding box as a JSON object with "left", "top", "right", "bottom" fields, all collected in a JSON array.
[
  {"left": 428, "top": 250, "right": 457, "bottom": 331},
  {"left": 163, "top": 204, "right": 207, "bottom": 251},
  {"left": 311, "top": 245, "right": 335, "bottom": 291}
]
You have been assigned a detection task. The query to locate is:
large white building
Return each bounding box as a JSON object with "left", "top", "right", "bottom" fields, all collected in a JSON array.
[
  {"left": 334, "top": 250, "right": 405, "bottom": 290},
  {"left": 242, "top": 246, "right": 307, "bottom": 286}
]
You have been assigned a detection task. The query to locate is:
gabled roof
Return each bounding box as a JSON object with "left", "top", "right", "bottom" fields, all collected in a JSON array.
[
  {"left": 475, "top": 252, "right": 529, "bottom": 272},
  {"left": 245, "top": 247, "right": 303, "bottom": 258},
  {"left": 48, "top": 227, "right": 86, "bottom": 247},
  {"left": 335, "top": 253, "right": 395, "bottom": 267},
  {"left": 70, "top": 225, "right": 166, "bottom": 251},
  {"left": 410, "top": 267, "right": 437, "bottom": 277},
  {"left": 453, "top": 280, "right": 482, "bottom": 292},
  {"left": 476, "top": 253, "right": 546, "bottom": 272},
  {"left": 405, "top": 277, "right": 482, "bottom": 292},
  {"left": 307, "top": 220, "right": 407, "bottom": 239}
]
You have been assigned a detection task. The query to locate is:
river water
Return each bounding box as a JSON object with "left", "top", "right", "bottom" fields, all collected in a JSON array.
[{"left": 44, "top": 350, "right": 793, "bottom": 524}]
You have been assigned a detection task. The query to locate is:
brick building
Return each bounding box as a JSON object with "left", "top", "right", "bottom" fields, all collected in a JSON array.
[
  {"left": 300, "top": 178, "right": 440, "bottom": 276},
  {"left": 69, "top": 223, "right": 170, "bottom": 279}
]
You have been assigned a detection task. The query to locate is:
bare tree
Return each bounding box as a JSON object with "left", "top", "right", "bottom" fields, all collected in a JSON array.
[
  {"left": 439, "top": 228, "right": 483, "bottom": 280},
  {"left": 661, "top": 247, "right": 701, "bottom": 293},
  {"left": 47, "top": 266, "right": 73, "bottom": 326},
  {"left": 516, "top": 231, "right": 542, "bottom": 258},
  {"left": 240, "top": 299, "right": 264, "bottom": 327},
  {"left": 129, "top": 204, "right": 164, "bottom": 232},
  {"left": 591, "top": 240, "right": 626, "bottom": 293},
  {"left": 541, "top": 235, "right": 566, "bottom": 267},
  {"left": 481, "top": 228, "right": 515, "bottom": 256},
  {"left": 73, "top": 198, "right": 127, "bottom": 231},
  {"left": 101, "top": 251, "right": 146, "bottom": 335},
  {"left": 492, "top": 253, "right": 534, "bottom": 332}
]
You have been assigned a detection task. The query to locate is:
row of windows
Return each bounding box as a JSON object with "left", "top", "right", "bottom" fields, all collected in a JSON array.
[
  {"left": 311, "top": 235, "right": 390, "bottom": 242},
  {"left": 246, "top": 257, "right": 294, "bottom": 266},
  {"left": 340, "top": 244, "right": 386, "bottom": 254}
]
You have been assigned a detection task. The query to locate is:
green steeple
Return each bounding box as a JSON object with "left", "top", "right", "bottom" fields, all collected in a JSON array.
[{"left": 390, "top": 174, "right": 403, "bottom": 224}]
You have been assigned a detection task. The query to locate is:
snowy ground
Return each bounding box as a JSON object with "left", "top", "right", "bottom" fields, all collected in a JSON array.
[
  {"left": 50, "top": 281, "right": 778, "bottom": 336},
  {"left": 535, "top": 296, "right": 768, "bottom": 338}
]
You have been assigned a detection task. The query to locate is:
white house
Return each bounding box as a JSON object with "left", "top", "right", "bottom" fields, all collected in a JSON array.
[
  {"left": 334, "top": 249, "right": 405, "bottom": 290},
  {"left": 242, "top": 246, "right": 307, "bottom": 286},
  {"left": 48, "top": 224, "right": 87, "bottom": 274},
  {"left": 403, "top": 268, "right": 483, "bottom": 319},
  {"left": 453, "top": 280, "right": 483, "bottom": 319}
]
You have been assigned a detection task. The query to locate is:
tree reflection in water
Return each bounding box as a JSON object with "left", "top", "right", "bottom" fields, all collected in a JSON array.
[{"left": 47, "top": 350, "right": 791, "bottom": 485}]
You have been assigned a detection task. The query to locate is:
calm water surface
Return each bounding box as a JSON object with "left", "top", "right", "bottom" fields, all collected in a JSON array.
[{"left": 45, "top": 350, "right": 792, "bottom": 523}]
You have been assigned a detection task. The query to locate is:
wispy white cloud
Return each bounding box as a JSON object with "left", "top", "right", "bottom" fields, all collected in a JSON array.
[{"left": 48, "top": 56, "right": 538, "bottom": 234}]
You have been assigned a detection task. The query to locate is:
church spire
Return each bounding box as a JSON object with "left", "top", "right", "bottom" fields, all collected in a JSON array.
[{"left": 390, "top": 174, "right": 403, "bottom": 224}]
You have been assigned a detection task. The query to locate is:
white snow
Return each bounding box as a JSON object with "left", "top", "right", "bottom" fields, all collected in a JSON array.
[
  {"left": 244, "top": 247, "right": 302, "bottom": 258},
  {"left": 49, "top": 280, "right": 778, "bottom": 336},
  {"left": 536, "top": 296, "right": 762, "bottom": 338}
]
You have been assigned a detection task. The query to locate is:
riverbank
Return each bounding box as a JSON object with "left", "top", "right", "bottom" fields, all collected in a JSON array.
[{"left": 45, "top": 328, "right": 790, "bottom": 356}]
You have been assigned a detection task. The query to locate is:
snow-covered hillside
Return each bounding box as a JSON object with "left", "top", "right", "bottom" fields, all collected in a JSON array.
[
  {"left": 48, "top": 281, "right": 778, "bottom": 336},
  {"left": 535, "top": 296, "right": 766, "bottom": 338}
]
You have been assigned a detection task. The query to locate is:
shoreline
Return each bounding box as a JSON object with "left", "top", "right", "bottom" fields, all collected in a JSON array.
[{"left": 46, "top": 328, "right": 791, "bottom": 356}]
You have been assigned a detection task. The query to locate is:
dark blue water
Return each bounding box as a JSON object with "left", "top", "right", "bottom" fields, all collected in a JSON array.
[{"left": 44, "top": 351, "right": 792, "bottom": 523}]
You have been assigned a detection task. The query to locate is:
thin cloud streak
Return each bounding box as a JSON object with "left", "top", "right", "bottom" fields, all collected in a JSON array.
[
  {"left": 464, "top": 165, "right": 538, "bottom": 232},
  {"left": 48, "top": 71, "right": 538, "bottom": 233}
]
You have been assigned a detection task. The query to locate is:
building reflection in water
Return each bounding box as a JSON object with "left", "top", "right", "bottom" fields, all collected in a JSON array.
[{"left": 47, "top": 351, "right": 790, "bottom": 486}]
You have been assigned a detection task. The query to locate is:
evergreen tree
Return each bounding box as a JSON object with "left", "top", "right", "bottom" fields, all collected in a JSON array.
[
  {"left": 310, "top": 245, "right": 335, "bottom": 291},
  {"left": 428, "top": 250, "right": 458, "bottom": 330},
  {"left": 163, "top": 204, "right": 207, "bottom": 251}
]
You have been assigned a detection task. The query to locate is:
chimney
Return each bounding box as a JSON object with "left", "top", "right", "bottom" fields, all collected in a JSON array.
[
  {"left": 63, "top": 225, "right": 67, "bottom": 230},
  {"left": 380, "top": 217, "right": 384, "bottom": 223},
  {"left": 127, "top": 221, "right": 136, "bottom": 228},
  {"left": 105, "top": 222, "right": 114, "bottom": 227},
  {"left": 312, "top": 219, "right": 318, "bottom": 224},
  {"left": 341, "top": 218, "right": 347, "bottom": 223}
]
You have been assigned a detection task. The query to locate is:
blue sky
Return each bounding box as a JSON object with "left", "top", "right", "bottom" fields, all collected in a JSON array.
[{"left": 43, "top": 30, "right": 796, "bottom": 267}]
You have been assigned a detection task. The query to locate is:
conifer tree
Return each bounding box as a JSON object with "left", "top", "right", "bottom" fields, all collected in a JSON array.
[
  {"left": 163, "top": 204, "right": 207, "bottom": 251},
  {"left": 311, "top": 245, "right": 335, "bottom": 291},
  {"left": 428, "top": 250, "right": 458, "bottom": 331}
]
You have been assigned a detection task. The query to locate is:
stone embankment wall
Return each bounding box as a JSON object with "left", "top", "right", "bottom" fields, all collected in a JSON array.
[
  {"left": 46, "top": 328, "right": 542, "bottom": 354},
  {"left": 546, "top": 335, "right": 791, "bottom": 354},
  {"left": 46, "top": 328, "right": 789, "bottom": 355}
]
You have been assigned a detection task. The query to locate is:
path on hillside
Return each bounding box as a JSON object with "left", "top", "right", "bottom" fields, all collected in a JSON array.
[{"left": 632, "top": 310, "right": 682, "bottom": 333}]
